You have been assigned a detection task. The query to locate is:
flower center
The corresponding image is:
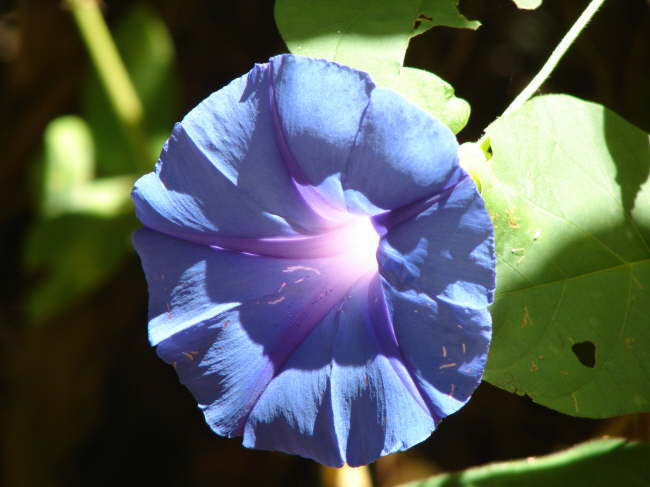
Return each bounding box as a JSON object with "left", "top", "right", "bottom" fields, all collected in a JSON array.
[{"left": 331, "top": 215, "right": 380, "bottom": 276}]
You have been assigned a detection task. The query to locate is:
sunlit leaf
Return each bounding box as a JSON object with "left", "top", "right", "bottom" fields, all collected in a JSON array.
[
  {"left": 64, "top": 176, "right": 136, "bottom": 218},
  {"left": 274, "top": 0, "right": 475, "bottom": 132},
  {"left": 403, "top": 438, "right": 650, "bottom": 487},
  {"left": 37, "top": 116, "right": 134, "bottom": 218},
  {"left": 82, "top": 3, "right": 179, "bottom": 174},
  {"left": 383, "top": 67, "right": 470, "bottom": 134},
  {"left": 27, "top": 114, "right": 138, "bottom": 321},
  {"left": 411, "top": 0, "right": 481, "bottom": 37},
  {"left": 40, "top": 115, "right": 94, "bottom": 217},
  {"left": 511, "top": 0, "right": 543, "bottom": 9},
  {"left": 476, "top": 94, "right": 650, "bottom": 417}
]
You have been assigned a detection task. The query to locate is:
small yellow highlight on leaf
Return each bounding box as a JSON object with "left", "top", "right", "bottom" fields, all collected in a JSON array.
[
  {"left": 512, "top": 0, "right": 543, "bottom": 10},
  {"left": 458, "top": 142, "right": 489, "bottom": 193}
]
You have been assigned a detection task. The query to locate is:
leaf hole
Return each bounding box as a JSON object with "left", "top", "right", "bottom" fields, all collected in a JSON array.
[{"left": 571, "top": 341, "right": 596, "bottom": 368}]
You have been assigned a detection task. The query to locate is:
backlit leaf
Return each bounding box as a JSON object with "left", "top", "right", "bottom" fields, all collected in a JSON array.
[
  {"left": 511, "top": 0, "right": 543, "bottom": 10},
  {"left": 39, "top": 115, "right": 94, "bottom": 218},
  {"left": 476, "top": 94, "right": 650, "bottom": 417},
  {"left": 274, "top": 0, "right": 475, "bottom": 132}
]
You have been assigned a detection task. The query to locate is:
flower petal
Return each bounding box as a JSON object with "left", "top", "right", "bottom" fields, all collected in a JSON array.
[
  {"left": 132, "top": 61, "right": 329, "bottom": 244},
  {"left": 382, "top": 281, "right": 492, "bottom": 417},
  {"left": 240, "top": 306, "right": 343, "bottom": 466},
  {"left": 330, "top": 275, "right": 437, "bottom": 466},
  {"left": 269, "top": 55, "right": 375, "bottom": 211},
  {"left": 132, "top": 54, "right": 497, "bottom": 467},
  {"left": 244, "top": 275, "right": 436, "bottom": 467},
  {"left": 270, "top": 55, "right": 462, "bottom": 215},
  {"left": 377, "top": 177, "right": 495, "bottom": 309},
  {"left": 133, "top": 227, "right": 374, "bottom": 439},
  {"left": 342, "top": 87, "right": 462, "bottom": 214},
  {"left": 133, "top": 227, "right": 303, "bottom": 347}
]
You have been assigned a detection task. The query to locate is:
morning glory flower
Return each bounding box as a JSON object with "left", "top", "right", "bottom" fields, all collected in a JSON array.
[{"left": 132, "top": 54, "right": 495, "bottom": 467}]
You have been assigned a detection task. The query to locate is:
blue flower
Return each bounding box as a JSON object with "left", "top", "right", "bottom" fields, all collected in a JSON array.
[{"left": 132, "top": 54, "right": 495, "bottom": 467}]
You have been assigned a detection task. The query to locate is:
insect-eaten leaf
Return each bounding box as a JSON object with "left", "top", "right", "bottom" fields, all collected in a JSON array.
[{"left": 477, "top": 94, "right": 650, "bottom": 418}]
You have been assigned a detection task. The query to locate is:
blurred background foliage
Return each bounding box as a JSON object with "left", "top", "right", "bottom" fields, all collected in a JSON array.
[{"left": 1, "top": 0, "right": 649, "bottom": 486}]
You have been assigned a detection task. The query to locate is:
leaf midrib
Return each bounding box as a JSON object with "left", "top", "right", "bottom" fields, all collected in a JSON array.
[{"left": 495, "top": 258, "right": 649, "bottom": 298}]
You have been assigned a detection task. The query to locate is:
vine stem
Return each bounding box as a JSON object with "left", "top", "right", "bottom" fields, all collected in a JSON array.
[
  {"left": 67, "top": 0, "right": 150, "bottom": 170},
  {"left": 477, "top": 0, "right": 606, "bottom": 148}
]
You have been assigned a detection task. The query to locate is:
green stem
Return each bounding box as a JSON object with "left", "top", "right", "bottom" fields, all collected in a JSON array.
[
  {"left": 503, "top": 0, "right": 606, "bottom": 116},
  {"left": 67, "top": 0, "right": 150, "bottom": 171},
  {"left": 478, "top": 0, "right": 606, "bottom": 149}
]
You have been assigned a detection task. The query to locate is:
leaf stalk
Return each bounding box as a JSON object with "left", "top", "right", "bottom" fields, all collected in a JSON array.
[{"left": 67, "top": 0, "right": 150, "bottom": 171}]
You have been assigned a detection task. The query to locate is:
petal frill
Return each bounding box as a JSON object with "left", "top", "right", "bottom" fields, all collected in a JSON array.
[
  {"left": 132, "top": 60, "right": 330, "bottom": 245},
  {"left": 376, "top": 177, "right": 496, "bottom": 310},
  {"left": 382, "top": 281, "right": 492, "bottom": 417},
  {"left": 244, "top": 275, "right": 436, "bottom": 467},
  {"left": 270, "top": 55, "right": 461, "bottom": 215}
]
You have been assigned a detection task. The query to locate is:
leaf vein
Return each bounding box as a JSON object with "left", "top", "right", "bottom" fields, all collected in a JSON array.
[
  {"left": 516, "top": 192, "right": 629, "bottom": 264},
  {"left": 495, "top": 259, "right": 650, "bottom": 297}
]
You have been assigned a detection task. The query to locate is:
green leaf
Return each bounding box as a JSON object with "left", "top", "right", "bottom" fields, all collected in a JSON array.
[
  {"left": 274, "top": 0, "right": 475, "bottom": 132},
  {"left": 64, "top": 176, "right": 136, "bottom": 217},
  {"left": 27, "top": 114, "right": 136, "bottom": 321},
  {"left": 24, "top": 5, "right": 175, "bottom": 322},
  {"left": 411, "top": 0, "right": 481, "bottom": 37},
  {"left": 39, "top": 115, "right": 94, "bottom": 217},
  {"left": 402, "top": 438, "right": 650, "bottom": 487},
  {"left": 25, "top": 213, "right": 139, "bottom": 322},
  {"left": 511, "top": 0, "right": 543, "bottom": 9},
  {"left": 38, "top": 115, "right": 134, "bottom": 218},
  {"left": 275, "top": 0, "right": 479, "bottom": 72},
  {"left": 82, "top": 3, "right": 179, "bottom": 175},
  {"left": 382, "top": 67, "right": 470, "bottom": 134},
  {"left": 476, "top": 94, "right": 650, "bottom": 417}
]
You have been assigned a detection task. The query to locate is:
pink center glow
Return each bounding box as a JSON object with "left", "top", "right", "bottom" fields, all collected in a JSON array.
[{"left": 328, "top": 215, "right": 380, "bottom": 276}]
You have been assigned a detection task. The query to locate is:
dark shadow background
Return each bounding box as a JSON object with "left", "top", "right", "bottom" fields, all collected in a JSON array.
[{"left": 1, "top": 0, "right": 649, "bottom": 486}]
